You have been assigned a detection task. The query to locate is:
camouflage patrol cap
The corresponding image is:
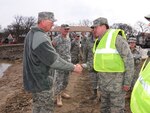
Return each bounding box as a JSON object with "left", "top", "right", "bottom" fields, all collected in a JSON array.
[
  {"left": 38, "top": 11, "right": 57, "bottom": 22},
  {"left": 75, "top": 32, "right": 80, "bottom": 37},
  {"left": 92, "top": 17, "right": 109, "bottom": 27},
  {"left": 61, "top": 24, "right": 70, "bottom": 29},
  {"left": 128, "top": 37, "right": 137, "bottom": 43}
]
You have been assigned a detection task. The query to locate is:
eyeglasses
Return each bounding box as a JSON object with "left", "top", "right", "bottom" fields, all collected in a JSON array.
[{"left": 129, "top": 42, "right": 136, "bottom": 43}]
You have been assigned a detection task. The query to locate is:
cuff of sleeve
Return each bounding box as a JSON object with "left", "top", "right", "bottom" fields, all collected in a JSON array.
[{"left": 81, "top": 63, "right": 88, "bottom": 69}]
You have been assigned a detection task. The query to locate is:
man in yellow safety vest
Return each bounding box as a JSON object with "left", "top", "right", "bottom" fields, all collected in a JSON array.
[{"left": 91, "top": 17, "right": 134, "bottom": 113}]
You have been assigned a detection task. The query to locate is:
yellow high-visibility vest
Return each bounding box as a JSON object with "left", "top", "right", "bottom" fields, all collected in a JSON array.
[
  {"left": 93, "top": 29, "right": 126, "bottom": 72},
  {"left": 131, "top": 58, "right": 150, "bottom": 113}
]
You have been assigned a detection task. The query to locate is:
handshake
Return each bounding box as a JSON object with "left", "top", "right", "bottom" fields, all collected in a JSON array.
[{"left": 73, "top": 64, "right": 83, "bottom": 74}]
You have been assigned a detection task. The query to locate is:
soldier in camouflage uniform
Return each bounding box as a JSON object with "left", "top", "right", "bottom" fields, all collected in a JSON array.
[
  {"left": 125, "top": 37, "right": 142, "bottom": 99},
  {"left": 128, "top": 38, "right": 142, "bottom": 90},
  {"left": 23, "top": 12, "right": 82, "bottom": 113},
  {"left": 85, "top": 17, "right": 134, "bottom": 113},
  {"left": 52, "top": 24, "right": 71, "bottom": 107},
  {"left": 71, "top": 33, "right": 80, "bottom": 64},
  {"left": 82, "top": 29, "right": 99, "bottom": 100}
]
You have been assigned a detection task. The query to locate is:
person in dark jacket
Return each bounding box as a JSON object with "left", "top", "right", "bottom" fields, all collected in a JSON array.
[{"left": 23, "top": 11, "right": 82, "bottom": 113}]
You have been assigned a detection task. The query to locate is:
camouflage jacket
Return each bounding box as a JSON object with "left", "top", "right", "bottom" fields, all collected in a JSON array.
[
  {"left": 131, "top": 46, "right": 142, "bottom": 66},
  {"left": 81, "top": 36, "right": 87, "bottom": 50},
  {"left": 131, "top": 46, "right": 142, "bottom": 76},
  {"left": 83, "top": 36, "right": 95, "bottom": 71},
  {"left": 52, "top": 34, "right": 71, "bottom": 62},
  {"left": 71, "top": 39, "right": 80, "bottom": 55}
]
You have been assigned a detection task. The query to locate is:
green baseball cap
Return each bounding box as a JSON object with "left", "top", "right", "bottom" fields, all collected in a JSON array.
[{"left": 91, "top": 17, "right": 109, "bottom": 27}]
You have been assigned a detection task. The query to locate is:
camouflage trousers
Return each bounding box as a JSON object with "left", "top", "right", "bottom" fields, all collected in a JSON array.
[
  {"left": 97, "top": 73, "right": 126, "bottom": 113},
  {"left": 32, "top": 89, "right": 54, "bottom": 113},
  {"left": 54, "top": 70, "right": 70, "bottom": 95},
  {"left": 100, "top": 91, "right": 126, "bottom": 113},
  {"left": 88, "top": 72, "right": 98, "bottom": 89}
]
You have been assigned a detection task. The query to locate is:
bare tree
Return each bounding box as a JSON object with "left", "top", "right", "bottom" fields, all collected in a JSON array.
[
  {"left": 68, "top": 23, "right": 77, "bottom": 26},
  {"left": 23, "top": 16, "right": 36, "bottom": 34},
  {"left": 4, "top": 15, "right": 36, "bottom": 43},
  {"left": 134, "top": 21, "right": 149, "bottom": 32},
  {"left": 79, "top": 19, "right": 92, "bottom": 26},
  {"left": 111, "top": 23, "right": 134, "bottom": 39},
  {"left": 11, "top": 15, "right": 24, "bottom": 39}
]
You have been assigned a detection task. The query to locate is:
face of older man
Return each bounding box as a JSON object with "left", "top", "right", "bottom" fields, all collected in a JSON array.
[{"left": 39, "top": 19, "right": 54, "bottom": 32}]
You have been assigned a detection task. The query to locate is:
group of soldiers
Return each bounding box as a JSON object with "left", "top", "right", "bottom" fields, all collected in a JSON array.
[
  {"left": 23, "top": 11, "right": 150, "bottom": 113},
  {"left": 52, "top": 21, "right": 149, "bottom": 112},
  {"left": 51, "top": 22, "right": 145, "bottom": 100},
  {"left": 51, "top": 21, "right": 146, "bottom": 104}
]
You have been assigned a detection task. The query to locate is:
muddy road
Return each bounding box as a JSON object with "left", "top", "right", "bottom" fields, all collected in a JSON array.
[{"left": 0, "top": 60, "right": 131, "bottom": 113}]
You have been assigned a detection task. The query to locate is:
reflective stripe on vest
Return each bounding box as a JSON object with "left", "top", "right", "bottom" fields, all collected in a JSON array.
[
  {"left": 93, "top": 29, "right": 126, "bottom": 72},
  {"left": 95, "top": 48, "right": 118, "bottom": 54},
  {"left": 139, "top": 75, "right": 150, "bottom": 95},
  {"left": 95, "top": 29, "right": 119, "bottom": 54}
]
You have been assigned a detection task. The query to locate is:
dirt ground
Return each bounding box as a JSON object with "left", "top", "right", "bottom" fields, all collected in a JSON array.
[{"left": 0, "top": 59, "right": 131, "bottom": 113}]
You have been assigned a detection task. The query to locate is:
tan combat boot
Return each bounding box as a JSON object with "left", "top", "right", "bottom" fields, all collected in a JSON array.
[
  {"left": 57, "top": 94, "right": 63, "bottom": 107},
  {"left": 61, "top": 92, "right": 71, "bottom": 99}
]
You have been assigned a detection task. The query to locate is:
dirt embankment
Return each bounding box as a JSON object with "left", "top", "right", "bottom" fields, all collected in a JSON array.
[{"left": 0, "top": 60, "right": 131, "bottom": 113}]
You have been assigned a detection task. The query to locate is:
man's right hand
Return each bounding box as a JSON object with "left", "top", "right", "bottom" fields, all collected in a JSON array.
[{"left": 123, "top": 85, "right": 130, "bottom": 92}]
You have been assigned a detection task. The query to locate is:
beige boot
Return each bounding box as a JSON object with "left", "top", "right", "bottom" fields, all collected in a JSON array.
[
  {"left": 57, "top": 94, "right": 63, "bottom": 107},
  {"left": 61, "top": 92, "right": 71, "bottom": 99}
]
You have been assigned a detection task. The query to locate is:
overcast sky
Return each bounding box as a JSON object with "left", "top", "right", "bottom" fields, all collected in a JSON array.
[{"left": 0, "top": 0, "right": 149, "bottom": 28}]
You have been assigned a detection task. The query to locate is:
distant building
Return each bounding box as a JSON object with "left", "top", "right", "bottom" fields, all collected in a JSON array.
[
  {"left": 50, "top": 26, "right": 92, "bottom": 40},
  {"left": 51, "top": 26, "right": 92, "bottom": 32}
]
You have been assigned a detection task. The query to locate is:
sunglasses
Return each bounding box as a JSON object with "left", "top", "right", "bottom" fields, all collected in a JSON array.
[{"left": 64, "top": 28, "right": 70, "bottom": 30}]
